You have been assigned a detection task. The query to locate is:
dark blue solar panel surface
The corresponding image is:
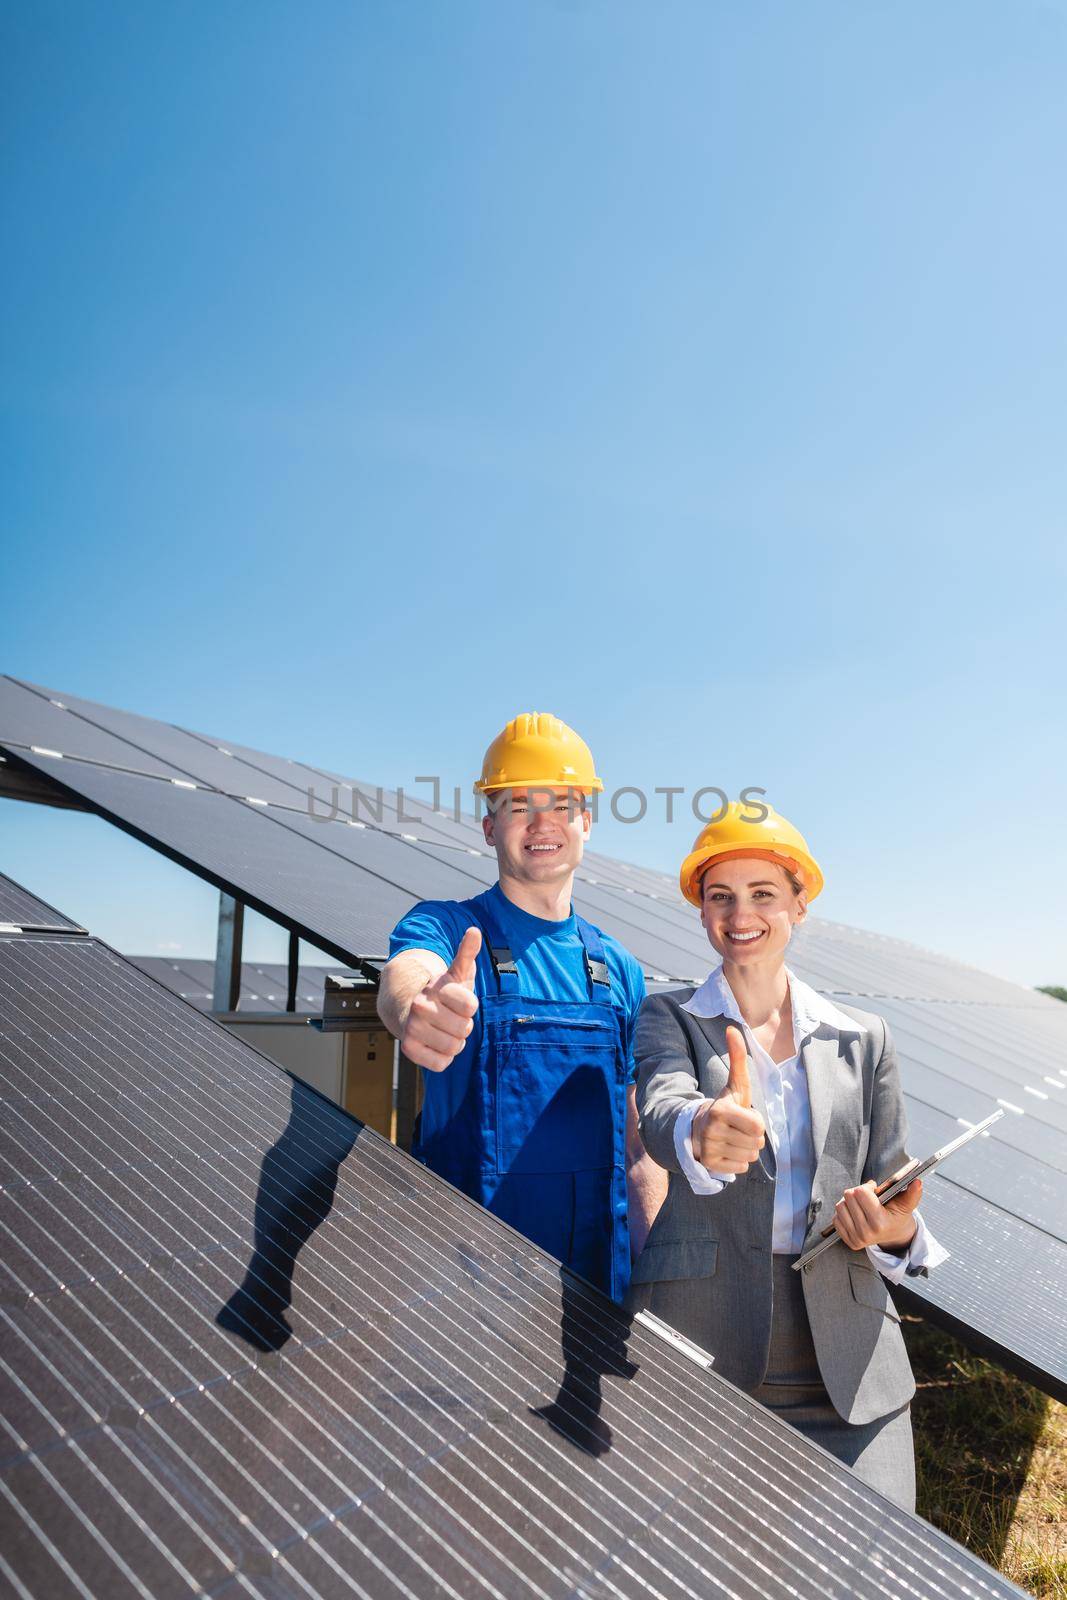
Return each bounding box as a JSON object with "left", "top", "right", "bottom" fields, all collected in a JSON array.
[
  {"left": 0, "top": 925, "right": 1027, "bottom": 1600},
  {"left": 901, "top": 1095, "right": 1065, "bottom": 1241},
  {"left": 876, "top": 999, "right": 1067, "bottom": 1136},
  {"left": 0, "top": 680, "right": 181, "bottom": 777},
  {"left": 889, "top": 1178, "right": 1067, "bottom": 1395},
  {"left": 790, "top": 919, "right": 1033, "bottom": 1005},
  {"left": 11, "top": 678, "right": 319, "bottom": 806}
]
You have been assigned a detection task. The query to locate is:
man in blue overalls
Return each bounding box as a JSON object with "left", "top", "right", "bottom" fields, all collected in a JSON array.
[{"left": 377, "top": 712, "right": 666, "bottom": 1302}]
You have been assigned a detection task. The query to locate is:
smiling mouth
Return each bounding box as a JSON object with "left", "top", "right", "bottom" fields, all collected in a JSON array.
[
  {"left": 524, "top": 841, "right": 564, "bottom": 855},
  {"left": 726, "top": 929, "right": 765, "bottom": 945}
]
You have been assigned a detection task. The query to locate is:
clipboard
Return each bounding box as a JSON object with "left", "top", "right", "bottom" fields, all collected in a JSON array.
[{"left": 791, "top": 1109, "right": 1004, "bottom": 1271}]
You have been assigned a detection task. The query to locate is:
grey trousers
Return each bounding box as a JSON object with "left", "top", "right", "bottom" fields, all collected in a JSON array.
[{"left": 753, "top": 1255, "right": 916, "bottom": 1512}]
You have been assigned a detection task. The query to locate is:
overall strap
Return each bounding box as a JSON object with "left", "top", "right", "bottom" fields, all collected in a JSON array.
[
  {"left": 462, "top": 899, "right": 520, "bottom": 996},
  {"left": 575, "top": 915, "right": 615, "bottom": 1001}
]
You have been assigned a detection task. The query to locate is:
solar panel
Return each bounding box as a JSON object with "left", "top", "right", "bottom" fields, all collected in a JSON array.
[
  {"left": 128, "top": 955, "right": 216, "bottom": 1006},
  {"left": 277, "top": 754, "right": 494, "bottom": 853},
  {"left": 130, "top": 956, "right": 272, "bottom": 1010},
  {"left": 582, "top": 848, "right": 682, "bottom": 899},
  {"left": 257, "top": 802, "right": 490, "bottom": 899},
  {"left": 0, "top": 679, "right": 181, "bottom": 778},
  {"left": 903, "top": 1055, "right": 1067, "bottom": 1170},
  {"left": 0, "top": 748, "right": 413, "bottom": 965},
  {"left": 790, "top": 919, "right": 1032, "bottom": 1006},
  {"left": 3, "top": 677, "right": 1066, "bottom": 1404},
  {"left": 0, "top": 918, "right": 1028, "bottom": 1600},
  {"left": 15, "top": 676, "right": 495, "bottom": 854},
  {"left": 889, "top": 1178, "right": 1067, "bottom": 1396},
  {"left": 902, "top": 1094, "right": 1065, "bottom": 1240},
  {"left": 0, "top": 872, "right": 84, "bottom": 933},
  {"left": 875, "top": 999, "right": 1067, "bottom": 1137},
  {"left": 9, "top": 678, "right": 319, "bottom": 807}
]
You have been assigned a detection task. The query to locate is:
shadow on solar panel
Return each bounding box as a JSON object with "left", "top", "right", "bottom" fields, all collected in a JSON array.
[
  {"left": 216, "top": 1081, "right": 360, "bottom": 1354},
  {"left": 215, "top": 1076, "right": 636, "bottom": 1458}
]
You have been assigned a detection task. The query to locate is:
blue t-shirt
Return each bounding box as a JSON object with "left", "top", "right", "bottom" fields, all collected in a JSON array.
[{"left": 388, "top": 881, "right": 646, "bottom": 1155}]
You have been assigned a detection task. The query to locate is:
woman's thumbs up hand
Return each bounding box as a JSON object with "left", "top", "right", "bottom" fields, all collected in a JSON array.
[
  {"left": 401, "top": 926, "right": 482, "bottom": 1072},
  {"left": 724, "top": 1023, "right": 753, "bottom": 1107},
  {"left": 691, "top": 1023, "right": 767, "bottom": 1174}
]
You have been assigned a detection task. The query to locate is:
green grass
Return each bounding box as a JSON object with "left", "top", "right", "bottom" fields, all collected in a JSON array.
[{"left": 904, "top": 1316, "right": 1066, "bottom": 1597}]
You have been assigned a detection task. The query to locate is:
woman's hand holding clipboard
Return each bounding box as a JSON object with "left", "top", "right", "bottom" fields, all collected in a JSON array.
[{"left": 792, "top": 1110, "right": 1004, "bottom": 1271}]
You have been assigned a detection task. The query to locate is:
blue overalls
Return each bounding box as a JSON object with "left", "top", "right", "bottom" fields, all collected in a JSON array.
[{"left": 417, "top": 894, "right": 632, "bottom": 1302}]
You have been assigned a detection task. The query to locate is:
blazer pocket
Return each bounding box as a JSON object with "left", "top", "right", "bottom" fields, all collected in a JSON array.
[
  {"left": 630, "top": 1239, "right": 718, "bottom": 1286},
  {"left": 847, "top": 1262, "right": 901, "bottom": 1322}
]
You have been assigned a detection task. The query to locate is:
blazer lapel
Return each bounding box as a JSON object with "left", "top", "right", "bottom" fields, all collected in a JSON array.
[
  {"left": 689, "top": 1012, "right": 776, "bottom": 1179},
  {"left": 801, "top": 1029, "right": 840, "bottom": 1170}
]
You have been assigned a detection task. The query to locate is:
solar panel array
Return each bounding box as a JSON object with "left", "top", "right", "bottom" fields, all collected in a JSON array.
[
  {"left": 0, "top": 905, "right": 1028, "bottom": 1600},
  {"left": 1, "top": 674, "right": 1066, "bottom": 1402}
]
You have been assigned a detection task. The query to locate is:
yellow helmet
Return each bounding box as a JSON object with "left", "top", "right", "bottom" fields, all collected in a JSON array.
[
  {"left": 679, "top": 801, "right": 824, "bottom": 906},
  {"left": 474, "top": 712, "right": 604, "bottom": 796}
]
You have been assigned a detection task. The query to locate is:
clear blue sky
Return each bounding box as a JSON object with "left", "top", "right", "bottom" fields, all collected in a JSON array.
[{"left": 2, "top": 1, "right": 1065, "bottom": 986}]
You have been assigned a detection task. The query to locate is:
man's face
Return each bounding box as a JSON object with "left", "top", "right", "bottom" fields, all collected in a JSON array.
[{"left": 482, "top": 787, "right": 591, "bottom": 885}]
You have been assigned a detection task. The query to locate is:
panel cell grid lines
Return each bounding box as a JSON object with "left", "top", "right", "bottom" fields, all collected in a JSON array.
[
  {"left": 0, "top": 923, "right": 1025, "bottom": 1600},
  {"left": 3, "top": 675, "right": 1067, "bottom": 1399}
]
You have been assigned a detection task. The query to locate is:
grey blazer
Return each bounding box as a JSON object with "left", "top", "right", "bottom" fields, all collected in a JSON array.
[{"left": 628, "top": 989, "right": 917, "bottom": 1426}]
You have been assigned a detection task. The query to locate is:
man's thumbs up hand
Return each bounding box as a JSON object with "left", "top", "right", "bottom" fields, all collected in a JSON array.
[
  {"left": 446, "top": 926, "right": 481, "bottom": 991},
  {"left": 691, "top": 1022, "right": 767, "bottom": 1174},
  {"left": 402, "top": 927, "right": 482, "bottom": 1072}
]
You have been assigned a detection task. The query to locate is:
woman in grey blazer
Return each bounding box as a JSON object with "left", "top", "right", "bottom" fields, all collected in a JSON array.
[{"left": 628, "top": 802, "right": 947, "bottom": 1510}]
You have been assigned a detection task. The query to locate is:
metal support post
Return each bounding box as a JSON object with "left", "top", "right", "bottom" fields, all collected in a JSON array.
[
  {"left": 213, "top": 891, "right": 244, "bottom": 1012},
  {"left": 286, "top": 929, "right": 299, "bottom": 1013}
]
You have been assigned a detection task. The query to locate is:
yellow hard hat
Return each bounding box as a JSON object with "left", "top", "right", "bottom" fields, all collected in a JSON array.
[
  {"left": 474, "top": 712, "right": 604, "bottom": 796},
  {"left": 679, "top": 801, "right": 824, "bottom": 906}
]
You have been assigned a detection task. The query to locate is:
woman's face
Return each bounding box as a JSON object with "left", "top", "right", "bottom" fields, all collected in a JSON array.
[{"left": 699, "top": 856, "right": 807, "bottom": 967}]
